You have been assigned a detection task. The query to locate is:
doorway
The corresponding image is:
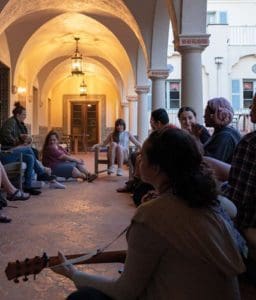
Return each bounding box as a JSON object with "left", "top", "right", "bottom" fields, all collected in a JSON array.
[
  {"left": 0, "top": 61, "right": 10, "bottom": 127},
  {"left": 71, "top": 101, "right": 98, "bottom": 152}
]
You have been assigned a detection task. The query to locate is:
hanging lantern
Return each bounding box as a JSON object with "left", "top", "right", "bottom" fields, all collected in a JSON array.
[
  {"left": 80, "top": 79, "right": 87, "bottom": 96},
  {"left": 71, "top": 37, "right": 84, "bottom": 76}
]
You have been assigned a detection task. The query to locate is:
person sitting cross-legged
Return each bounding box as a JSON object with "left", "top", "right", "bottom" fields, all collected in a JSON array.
[{"left": 42, "top": 130, "right": 97, "bottom": 182}]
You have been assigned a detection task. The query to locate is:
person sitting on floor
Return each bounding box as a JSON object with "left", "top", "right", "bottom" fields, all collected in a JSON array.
[
  {"left": 0, "top": 102, "right": 65, "bottom": 193},
  {"left": 42, "top": 130, "right": 97, "bottom": 182},
  {"left": 178, "top": 106, "right": 210, "bottom": 144},
  {"left": 92, "top": 118, "right": 142, "bottom": 176},
  {"left": 52, "top": 128, "right": 245, "bottom": 300},
  {"left": 117, "top": 108, "right": 172, "bottom": 194},
  {"left": 203, "top": 97, "right": 241, "bottom": 163}
]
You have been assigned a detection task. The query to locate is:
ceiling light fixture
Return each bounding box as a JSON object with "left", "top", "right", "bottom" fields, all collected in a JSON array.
[
  {"left": 71, "top": 37, "right": 84, "bottom": 76},
  {"left": 80, "top": 79, "right": 87, "bottom": 96}
]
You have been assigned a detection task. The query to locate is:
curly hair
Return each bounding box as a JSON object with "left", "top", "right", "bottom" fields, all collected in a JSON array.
[{"left": 145, "top": 128, "right": 218, "bottom": 208}]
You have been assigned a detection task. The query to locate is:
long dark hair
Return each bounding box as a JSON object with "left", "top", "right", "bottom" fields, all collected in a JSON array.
[
  {"left": 112, "top": 118, "right": 126, "bottom": 143},
  {"left": 12, "top": 101, "right": 25, "bottom": 116},
  {"left": 145, "top": 128, "right": 218, "bottom": 208},
  {"left": 42, "top": 130, "right": 59, "bottom": 155}
]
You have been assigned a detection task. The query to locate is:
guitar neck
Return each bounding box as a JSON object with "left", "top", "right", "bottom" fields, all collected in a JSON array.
[{"left": 48, "top": 250, "right": 127, "bottom": 267}]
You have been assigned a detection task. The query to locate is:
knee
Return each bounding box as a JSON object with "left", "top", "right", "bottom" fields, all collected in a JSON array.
[{"left": 110, "top": 142, "right": 117, "bottom": 148}]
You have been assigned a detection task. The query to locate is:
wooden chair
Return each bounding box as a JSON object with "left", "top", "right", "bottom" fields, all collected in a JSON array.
[
  {"left": 93, "top": 145, "right": 138, "bottom": 176},
  {"left": 1, "top": 152, "right": 26, "bottom": 191}
]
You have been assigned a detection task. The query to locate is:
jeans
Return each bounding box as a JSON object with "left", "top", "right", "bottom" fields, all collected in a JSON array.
[
  {"left": 0, "top": 146, "right": 45, "bottom": 188},
  {"left": 67, "top": 287, "right": 112, "bottom": 300}
]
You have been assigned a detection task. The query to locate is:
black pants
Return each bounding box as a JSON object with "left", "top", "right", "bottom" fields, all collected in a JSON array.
[{"left": 67, "top": 287, "right": 112, "bottom": 300}]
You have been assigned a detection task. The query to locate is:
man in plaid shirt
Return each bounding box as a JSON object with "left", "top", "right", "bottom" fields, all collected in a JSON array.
[{"left": 224, "top": 94, "right": 256, "bottom": 257}]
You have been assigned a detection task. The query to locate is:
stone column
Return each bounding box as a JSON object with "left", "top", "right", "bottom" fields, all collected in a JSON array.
[
  {"left": 177, "top": 34, "right": 210, "bottom": 123},
  {"left": 121, "top": 102, "right": 129, "bottom": 129},
  {"left": 135, "top": 85, "right": 150, "bottom": 142},
  {"left": 127, "top": 95, "right": 138, "bottom": 135},
  {"left": 148, "top": 69, "right": 169, "bottom": 110}
]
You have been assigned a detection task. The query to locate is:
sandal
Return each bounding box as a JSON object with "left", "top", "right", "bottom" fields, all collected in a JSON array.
[
  {"left": 0, "top": 214, "right": 12, "bottom": 223},
  {"left": 87, "top": 173, "right": 97, "bottom": 183},
  {"left": 7, "top": 190, "right": 31, "bottom": 201}
]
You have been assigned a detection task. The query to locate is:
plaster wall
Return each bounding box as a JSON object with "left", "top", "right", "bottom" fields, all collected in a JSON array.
[
  {"left": 50, "top": 76, "right": 119, "bottom": 129},
  {"left": 208, "top": 0, "right": 256, "bottom": 25}
]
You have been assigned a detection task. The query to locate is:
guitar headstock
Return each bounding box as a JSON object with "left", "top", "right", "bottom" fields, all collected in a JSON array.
[{"left": 5, "top": 253, "right": 48, "bottom": 283}]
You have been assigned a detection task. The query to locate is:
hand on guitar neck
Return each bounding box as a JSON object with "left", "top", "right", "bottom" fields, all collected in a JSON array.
[{"left": 5, "top": 250, "right": 126, "bottom": 283}]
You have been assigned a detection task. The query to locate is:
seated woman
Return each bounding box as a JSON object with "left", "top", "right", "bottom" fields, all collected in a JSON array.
[
  {"left": 53, "top": 128, "right": 245, "bottom": 300},
  {"left": 178, "top": 106, "right": 210, "bottom": 144},
  {"left": 203, "top": 97, "right": 241, "bottom": 163},
  {"left": 0, "top": 102, "right": 64, "bottom": 193},
  {"left": 93, "top": 118, "right": 142, "bottom": 176},
  {"left": 42, "top": 130, "right": 97, "bottom": 182}
]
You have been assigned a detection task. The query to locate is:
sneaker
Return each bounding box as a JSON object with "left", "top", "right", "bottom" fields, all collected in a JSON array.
[
  {"left": 37, "top": 173, "right": 56, "bottom": 182},
  {"left": 49, "top": 181, "right": 66, "bottom": 189},
  {"left": 23, "top": 187, "right": 42, "bottom": 196},
  {"left": 107, "top": 165, "right": 115, "bottom": 175},
  {"left": 116, "top": 168, "right": 123, "bottom": 176}
]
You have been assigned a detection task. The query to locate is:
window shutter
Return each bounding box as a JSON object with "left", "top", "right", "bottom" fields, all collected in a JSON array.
[
  {"left": 219, "top": 11, "right": 227, "bottom": 24},
  {"left": 231, "top": 79, "right": 240, "bottom": 110}
]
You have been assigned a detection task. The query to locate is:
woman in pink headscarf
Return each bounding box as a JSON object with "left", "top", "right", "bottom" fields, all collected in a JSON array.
[{"left": 204, "top": 97, "right": 241, "bottom": 163}]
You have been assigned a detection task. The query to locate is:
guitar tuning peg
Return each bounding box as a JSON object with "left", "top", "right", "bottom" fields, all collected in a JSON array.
[{"left": 14, "top": 278, "right": 19, "bottom": 283}]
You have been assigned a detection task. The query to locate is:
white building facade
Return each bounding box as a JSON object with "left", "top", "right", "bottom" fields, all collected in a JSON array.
[{"left": 167, "top": 0, "right": 256, "bottom": 128}]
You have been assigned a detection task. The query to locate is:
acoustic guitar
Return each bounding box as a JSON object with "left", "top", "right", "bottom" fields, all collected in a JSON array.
[{"left": 5, "top": 250, "right": 126, "bottom": 283}]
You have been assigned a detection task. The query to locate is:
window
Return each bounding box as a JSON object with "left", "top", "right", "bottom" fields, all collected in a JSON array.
[
  {"left": 166, "top": 80, "right": 181, "bottom": 109},
  {"left": 207, "top": 11, "right": 227, "bottom": 25},
  {"left": 243, "top": 80, "right": 256, "bottom": 108}
]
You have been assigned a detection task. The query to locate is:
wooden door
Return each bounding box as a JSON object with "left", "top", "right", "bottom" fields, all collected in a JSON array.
[{"left": 71, "top": 102, "right": 98, "bottom": 152}]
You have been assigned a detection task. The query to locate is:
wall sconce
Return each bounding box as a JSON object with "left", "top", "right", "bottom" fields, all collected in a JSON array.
[
  {"left": 214, "top": 56, "right": 224, "bottom": 65},
  {"left": 17, "top": 86, "right": 27, "bottom": 95}
]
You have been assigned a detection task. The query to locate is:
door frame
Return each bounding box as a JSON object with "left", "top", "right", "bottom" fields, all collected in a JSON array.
[{"left": 63, "top": 94, "right": 106, "bottom": 143}]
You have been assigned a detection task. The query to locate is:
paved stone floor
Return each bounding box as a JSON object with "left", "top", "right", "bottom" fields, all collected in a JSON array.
[
  {"left": 0, "top": 153, "right": 255, "bottom": 299},
  {"left": 0, "top": 153, "right": 135, "bottom": 299}
]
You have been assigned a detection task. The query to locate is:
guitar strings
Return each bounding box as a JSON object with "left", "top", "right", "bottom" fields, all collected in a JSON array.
[{"left": 49, "top": 226, "right": 128, "bottom": 268}]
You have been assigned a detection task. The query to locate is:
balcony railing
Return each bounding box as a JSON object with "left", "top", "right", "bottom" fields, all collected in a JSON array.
[{"left": 229, "top": 26, "right": 256, "bottom": 45}]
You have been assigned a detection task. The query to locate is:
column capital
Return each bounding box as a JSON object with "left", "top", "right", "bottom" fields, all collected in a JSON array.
[
  {"left": 126, "top": 95, "right": 138, "bottom": 102},
  {"left": 176, "top": 34, "right": 210, "bottom": 52},
  {"left": 135, "top": 85, "right": 150, "bottom": 94},
  {"left": 148, "top": 69, "right": 169, "bottom": 79},
  {"left": 121, "top": 102, "right": 129, "bottom": 107}
]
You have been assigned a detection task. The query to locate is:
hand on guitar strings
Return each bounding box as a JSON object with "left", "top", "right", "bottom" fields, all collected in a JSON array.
[{"left": 51, "top": 251, "right": 77, "bottom": 279}]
